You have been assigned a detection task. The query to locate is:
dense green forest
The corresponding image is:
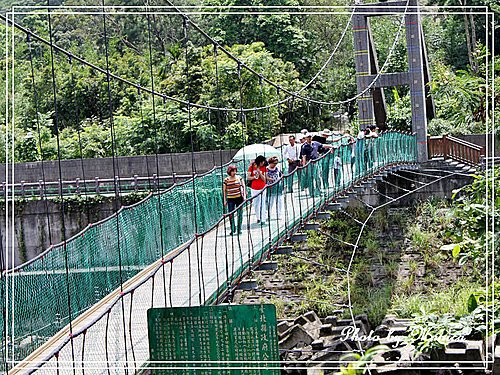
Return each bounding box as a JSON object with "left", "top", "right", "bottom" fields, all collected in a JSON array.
[{"left": 0, "top": 0, "right": 499, "bottom": 162}]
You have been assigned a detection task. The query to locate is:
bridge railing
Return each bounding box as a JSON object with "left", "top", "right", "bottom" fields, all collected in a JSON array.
[
  {"left": 0, "top": 174, "right": 194, "bottom": 199},
  {"left": 2, "top": 131, "right": 417, "bottom": 373},
  {"left": 428, "top": 134, "right": 483, "bottom": 165}
]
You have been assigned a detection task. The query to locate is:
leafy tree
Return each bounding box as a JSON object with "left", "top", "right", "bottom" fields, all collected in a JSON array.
[
  {"left": 161, "top": 42, "right": 304, "bottom": 147},
  {"left": 441, "top": 168, "right": 500, "bottom": 275},
  {"left": 385, "top": 90, "right": 412, "bottom": 131},
  {"left": 200, "top": 0, "right": 315, "bottom": 75},
  {"left": 429, "top": 61, "right": 485, "bottom": 132}
]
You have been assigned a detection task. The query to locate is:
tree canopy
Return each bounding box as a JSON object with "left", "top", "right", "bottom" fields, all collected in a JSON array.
[{"left": 0, "top": 0, "right": 498, "bottom": 162}]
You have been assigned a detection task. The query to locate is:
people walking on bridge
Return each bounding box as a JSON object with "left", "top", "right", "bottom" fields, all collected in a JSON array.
[
  {"left": 266, "top": 156, "right": 284, "bottom": 220},
  {"left": 369, "top": 126, "right": 380, "bottom": 169},
  {"left": 298, "top": 134, "right": 308, "bottom": 192},
  {"left": 355, "top": 129, "right": 365, "bottom": 179},
  {"left": 342, "top": 129, "right": 356, "bottom": 181},
  {"left": 247, "top": 155, "right": 268, "bottom": 224},
  {"left": 333, "top": 147, "right": 342, "bottom": 188},
  {"left": 318, "top": 129, "right": 343, "bottom": 190},
  {"left": 300, "top": 134, "right": 334, "bottom": 197},
  {"left": 223, "top": 165, "right": 246, "bottom": 235},
  {"left": 363, "top": 128, "right": 374, "bottom": 174},
  {"left": 283, "top": 135, "right": 301, "bottom": 193},
  {"left": 364, "top": 127, "right": 380, "bottom": 173}
]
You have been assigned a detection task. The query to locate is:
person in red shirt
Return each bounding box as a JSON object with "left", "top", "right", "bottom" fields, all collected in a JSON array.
[{"left": 247, "top": 155, "right": 268, "bottom": 224}]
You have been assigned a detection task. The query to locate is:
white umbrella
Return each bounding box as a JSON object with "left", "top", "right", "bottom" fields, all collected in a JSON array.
[{"left": 233, "top": 143, "right": 281, "bottom": 162}]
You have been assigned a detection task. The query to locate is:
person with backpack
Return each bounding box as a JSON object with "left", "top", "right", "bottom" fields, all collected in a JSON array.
[{"left": 223, "top": 165, "right": 246, "bottom": 235}]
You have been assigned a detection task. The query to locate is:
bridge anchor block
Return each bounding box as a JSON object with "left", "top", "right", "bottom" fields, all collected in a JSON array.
[
  {"left": 316, "top": 212, "right": 331, "bottom": 221},
  {"left": 274, "top": 245, "right": 294, "bottom": 255},
  {"left": 256, "top": 262, "right": 278, "bottom": 271},
  {"left": 236, "top": 279, "right": 257, "bottom": 291},
  {"left": 303, "top": 222, "right": 320, "bottom": 231},
  {"left": 290, "top": 232, "right": 308, "bottom": 242},
  {"left": 326, "top": 202, "right": 343, "bottom": 211}
]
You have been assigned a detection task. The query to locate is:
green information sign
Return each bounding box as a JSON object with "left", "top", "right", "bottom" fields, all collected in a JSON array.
[{"left": 147, "top": 304, "right": 280, "bottom": 374}]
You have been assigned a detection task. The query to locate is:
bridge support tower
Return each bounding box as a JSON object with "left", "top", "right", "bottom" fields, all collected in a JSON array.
[{"left": 352, "top": 0, "right": 435, "bottom": 162}]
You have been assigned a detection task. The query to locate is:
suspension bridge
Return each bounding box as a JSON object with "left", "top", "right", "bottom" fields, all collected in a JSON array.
[{"left": 0, "top": 0, "right": 488, "bottom": 373}]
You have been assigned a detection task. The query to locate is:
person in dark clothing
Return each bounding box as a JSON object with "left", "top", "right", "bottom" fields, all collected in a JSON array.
[{"left": 300, "top": 134, "right": 334, "bottom": 196}]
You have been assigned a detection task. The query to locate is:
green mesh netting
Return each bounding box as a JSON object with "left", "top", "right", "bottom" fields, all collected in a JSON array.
[{"left": 0, "top": 132, "right": 416, "bottom": 366}]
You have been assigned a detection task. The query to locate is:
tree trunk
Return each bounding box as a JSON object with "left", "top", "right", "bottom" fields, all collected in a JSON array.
[
  {"left": 470, "top": 14, "right": 477, "bottom": 73},
  {"left": 460, "top": 0, "right": 474, "bottom": 71}
]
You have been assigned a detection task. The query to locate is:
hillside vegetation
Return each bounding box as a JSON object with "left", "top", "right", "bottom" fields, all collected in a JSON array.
[{"left": 1, "top": 0, "right": 498, "bottom": 162}]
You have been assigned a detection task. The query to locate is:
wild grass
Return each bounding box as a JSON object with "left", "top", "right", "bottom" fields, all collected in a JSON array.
[
  {"left": 372, "top": 209, "right": 389, "bottom": 232},
  {"left": 390, "top": 278, "right": 481, "bottom": 318},
  {"left": 349, "top": 284, "right": 394, "bottom": 327}
]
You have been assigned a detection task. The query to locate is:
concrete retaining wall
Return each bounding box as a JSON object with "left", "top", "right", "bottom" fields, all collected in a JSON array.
[
  {"left": 2, "top": 198, "right": 118, "bottom": 268},
  {"left": 2, "top": 149, "right": 238, "bottom": 184}
]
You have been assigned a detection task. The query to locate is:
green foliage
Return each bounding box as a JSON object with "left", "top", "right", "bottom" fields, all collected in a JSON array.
[
  {"left": 337, "top": 345, "right": 389, "bottom": 375},
  {"left": 350, "top": 284, "right": 394, "bottom": 327},
  {"left": 385, "top": 90, "right": 412, "bottom": 132},
  {"left": 408, "top": 224, "right": 434, "bottom": 253},
  {"left": 406, "top": 313, "right": 466, "bottom": 355},
  {"left": 406, "top": 291, "right": 500, "bottom": 356},
  {"left": 372, "top": 209, "right": 389, "bottom": 232},
  {"left": 427, "top": 43, "right": 500, "bottom": 136},
  {"left": 391, "top": 278, "right": 481, "bottom": 319},
  {"left": 13, "top": 40, "right": 303, "bottom": 159},
  {"left": 201, "top": 0, "right": 315, "bottom": 75},
  {"left": 301, "top": 275, "right": 346, "bottom": 317},
  {"left": 306, "top": 229, "right": 325, "bottom": 251},
  {"left": 429, "top": 61, "right": 486, "bottom": 131},
  {"left": 4, "top": 4, "right": 498, "bottom": 162},
  {"left": 443, "top": 168, "right": 500, "bottom": 275}
]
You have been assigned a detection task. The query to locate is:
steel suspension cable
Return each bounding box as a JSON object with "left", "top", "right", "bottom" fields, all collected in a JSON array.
[
  {"left": 236, "top": 62, "right": 249, "bottom": 275},
  {"left": 213, "top": 44, "right": 231, "bottom": 299},
  {"left": 182, "top": 18, "right": 202, "bottom": 305},
  {"left": 69, "top": 57, "right": 92, "bottom": 221},
  {"left": 100, "top": 0, "right": 129, "bottom": 370},
  {"left": 26, "top": 34, "right": 52, "bottom": 246},
  {"left": 138, "top": 88, "right": 153, "bottom": 191},
  {"left": 46, "top": 2, "right": 76, "bottom": 371},
  {"left": 160, "top": 97, "right": 176, "bottom": 181},
  {"left": 0, "top": 3, "right": 403, "bottom": 112},
  {"left": 145, "top": 3, "right": 168, "bottom": 305}
]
